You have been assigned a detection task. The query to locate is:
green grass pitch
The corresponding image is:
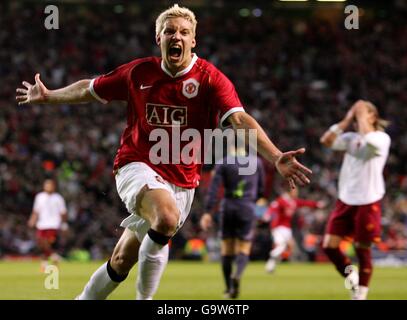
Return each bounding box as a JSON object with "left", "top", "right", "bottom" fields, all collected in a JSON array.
[{"left": 0, "top": 260, "right": 406, "bottom": 300}]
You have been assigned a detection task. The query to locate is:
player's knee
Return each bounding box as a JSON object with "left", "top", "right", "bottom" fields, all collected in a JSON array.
[
  {"left": 236, "top": 240, "right": 252, "bottom": 255},
  {"left": 111, "top": 252, "right": 136, "bottom": 274},
  {"left": 322, "top": 235, "right": 340, "bottom": 249},
  {"left": 322, "top": 246, "right": 333, "bottom": 256},
  {"left": 153, "top": 206, "right": 179, "bottom": 236},
  {"left": 322, "top": 242, "right": 338, "bottom": 250},
  {"left": 354, "top": 241, "right": 371, "bottom": 249}
]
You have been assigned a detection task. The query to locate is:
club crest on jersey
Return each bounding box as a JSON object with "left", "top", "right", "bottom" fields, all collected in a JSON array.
[
  {"left": 146, "top": 103, "right": 187, "bottom": 127},
  {"left": 182, "top": 78, "right": 199, "bottom": 99}
]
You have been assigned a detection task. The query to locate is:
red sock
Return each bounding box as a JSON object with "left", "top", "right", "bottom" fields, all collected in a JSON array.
[
  {"left": 324, "top": 248, "right": 352, "bottom": 277},
  {"left": 43, "top": 249, "right": 52, "bottom": 260},
  {"left": 355, "top": 247, "right": 373, "bottom": 287}
]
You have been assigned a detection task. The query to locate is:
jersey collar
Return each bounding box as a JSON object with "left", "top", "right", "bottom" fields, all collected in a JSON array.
[{"left": 161, "top": 53, "right": 198, "bottom": 78}]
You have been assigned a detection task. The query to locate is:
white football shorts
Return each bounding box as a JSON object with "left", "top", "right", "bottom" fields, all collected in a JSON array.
[
  {"left": 271, "top": 226, "right": 293, "bottom": 246},
  {"left": 115, "top": 162, "right": 195, "bottom": 242}
]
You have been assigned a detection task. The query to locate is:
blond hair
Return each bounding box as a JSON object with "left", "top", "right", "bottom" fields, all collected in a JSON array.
[
  {"left": 155, "top": 4, "right": 197, "bottom": 36},
  {"left": 365, "top": 101, "right": 390, "bottom": 131}
]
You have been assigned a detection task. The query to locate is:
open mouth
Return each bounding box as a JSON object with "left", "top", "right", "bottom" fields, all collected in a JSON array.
[{"left": 168, "top": 45, "right": 182, "bottom": 61}]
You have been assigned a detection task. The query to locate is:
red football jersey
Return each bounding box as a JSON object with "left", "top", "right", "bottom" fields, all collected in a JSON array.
[
  {"left": 90, "top": 54, "right": 244, "bottom": 188},
  {"left": 264, "top": 195, "right": 319, "bottom": 229}
]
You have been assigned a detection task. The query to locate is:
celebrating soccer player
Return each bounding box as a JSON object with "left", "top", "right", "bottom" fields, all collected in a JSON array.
[
  {"left": 320, "top": 100, "right": 391, "bottom": 300},
  {"left": 16, "top": 4, "right": 311, "bottom": 300}
]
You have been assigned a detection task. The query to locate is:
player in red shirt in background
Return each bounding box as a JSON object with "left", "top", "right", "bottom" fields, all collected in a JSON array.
[
  {"left": 28, "top": 179, "right": 68, "bottom": 271},
  {"left": 16, "top": 4, "right": 311, "bottom": 300},
  {"left": 263, "top": 186, "right": 324, "bottom": 273}
]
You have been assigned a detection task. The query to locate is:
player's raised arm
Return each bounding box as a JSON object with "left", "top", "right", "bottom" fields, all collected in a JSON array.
[
  {"left": 354, "top": 100, "right": 388, "bottom": 136},
  {"left": 228, "top": 111, "right": 312, "bottom": 189},
  {"left": 16, "top": 73, "right": 96, "bottom": 105},
  {"left": 320, "top": 102, "right": 358, "bottom": 148}
]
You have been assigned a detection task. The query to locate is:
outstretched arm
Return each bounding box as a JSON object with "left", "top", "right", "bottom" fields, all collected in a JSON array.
[
  {"left": 16, "top": 73, "right": 96, "bottom": 105},
  {"left": 228, "top": 111, "right": 312, "bottom": 189}
]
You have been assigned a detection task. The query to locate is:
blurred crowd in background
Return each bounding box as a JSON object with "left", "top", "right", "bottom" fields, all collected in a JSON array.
[{"left": 1, "top": 1, "right": 406, "bottom": 262}]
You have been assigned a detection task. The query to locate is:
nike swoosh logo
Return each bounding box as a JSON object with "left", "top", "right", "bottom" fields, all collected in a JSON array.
[{"left": 140, "top": 84, "right": 153, "bottom": 90}]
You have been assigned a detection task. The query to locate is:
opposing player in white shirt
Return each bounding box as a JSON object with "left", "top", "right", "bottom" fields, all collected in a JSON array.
[
  {"left": 28, "top": 179, "right": 68, "bottom": 271},
  {"left": 320, "top": 100, "right": 391, "bottom": 300}
]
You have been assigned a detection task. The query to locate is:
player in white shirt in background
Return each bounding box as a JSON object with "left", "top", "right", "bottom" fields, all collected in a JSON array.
[
  {"left": 320, "top": 100, "right": 391, "bottom": 300},
  {"left": 28, "top": 179, "right": 68, "bottom": 271}
]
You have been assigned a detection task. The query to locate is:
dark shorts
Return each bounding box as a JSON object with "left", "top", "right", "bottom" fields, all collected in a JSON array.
[
  {"left": 36, "top": 229, "right": 58, "bottom": 244},
  {"left": 220, "top": 200, "right": 256, "bottom": 241},
  {"left": 325, "top": 199, "right": 382, "bottom": 243}
]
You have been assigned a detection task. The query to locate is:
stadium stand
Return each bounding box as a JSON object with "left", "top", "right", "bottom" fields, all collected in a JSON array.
[{"left": 1, "top": 1, "right": 406, "bottom": 264}]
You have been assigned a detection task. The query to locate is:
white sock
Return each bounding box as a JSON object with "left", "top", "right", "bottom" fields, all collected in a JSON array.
[
  {"left": 76, "top": 262, "right": 119, "bottom": 300},
  {"left": 358, "top": 285, "right": 369, "bottom": 300},
  {"left": 136, "top": 233, "right": 169, "bottom": 300}
]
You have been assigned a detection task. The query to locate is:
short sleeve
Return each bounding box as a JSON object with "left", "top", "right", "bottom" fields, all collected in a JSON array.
[
  {"left": 90, "top": 62, "right": 132, "bottom": 103},
  {"left": 364, "top": 132, "right": 391, "bottom": 157},
  {"left": 210, "top": 69, "right": 244, "bottom": 128}
]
